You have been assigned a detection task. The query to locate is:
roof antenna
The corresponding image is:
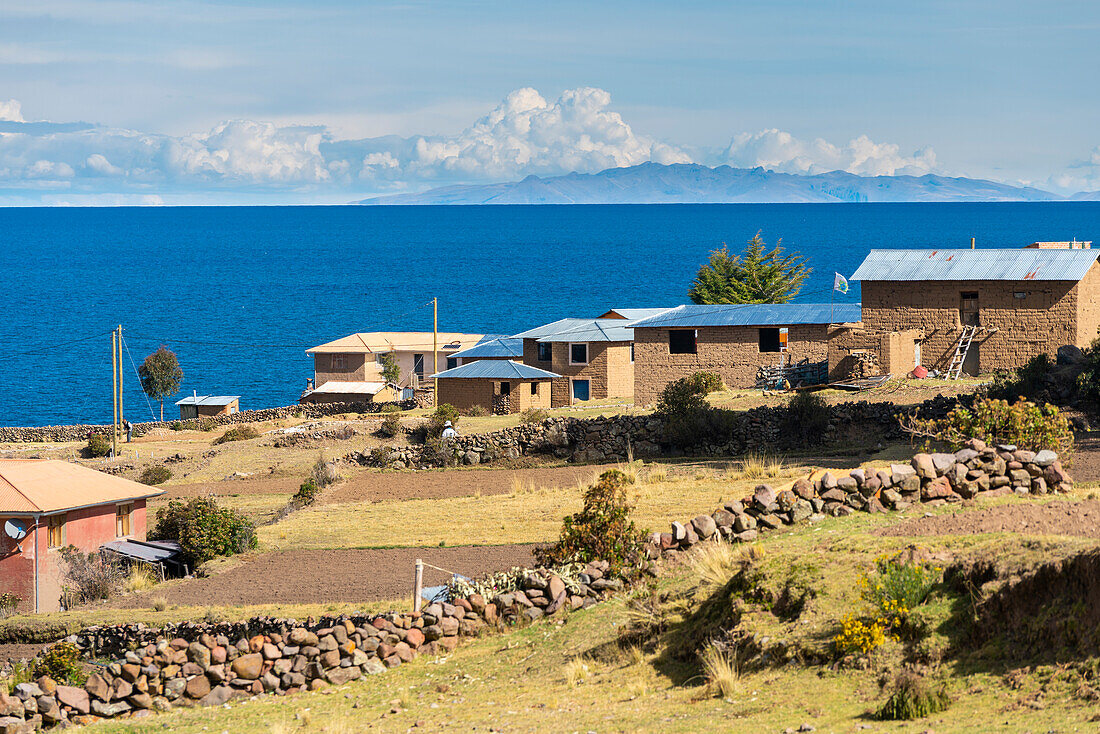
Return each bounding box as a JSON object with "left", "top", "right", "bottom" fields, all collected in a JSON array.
[{"left": 971, "top": 237, "right": 975, "bottom": 250}]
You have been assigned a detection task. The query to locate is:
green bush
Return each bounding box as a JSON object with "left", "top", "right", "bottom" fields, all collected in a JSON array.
[
  {"left": 197, "top": 418, "right": 217, "bottom": 432},
  {"left": 84, "top": 433, "right": 111, "bottom": 458},
  {"left": 379, "top": 403, "right": 403, "bottom": 414},
  {"left": 691, "top": 371, "right": 725, "bottom": 393},
  {"left": 379, "top": 413, "right": 402, "bottom": 438},
  {"left": 213, "top": 425, "right": 260, "bottom": 445},
  {"left": 169, "top": 421, "right": 183, "bottom": 431},
  {"left": 907, "top": 397, "right": 1073, "bottom": 456},
  {"left": 293, "top": 479, "right": 320, "bottom": 506},
  {"left": 0, "top": 592, "right": 20, "bottom": 619},
  {"left": 139, "top": 465, "right": 172, "bottom": 485},
  {"left": 655, "top": 375, "right": 709, "bottom": 417},
  {"left": 986, "top": 353, "right": 1052, "bottom": 403},
  {"left": 859, "top": 553, "right": 941, "bottom": 629},
  {"left": 149, "top": 498, "right": 257, "bottom": 567},
  {"left": 534, "top": 469, "right": 644, "bottom": 576},
  {"left": 463, "top": 404, "right": 488, "bottom": 417},
  {"left": 877, "top": 670, "right": 950, "bottom": 720},
  {"left": 33, "top": 641, "right": 86, "bottom": 686},
  {"left": 519, "top": 407, "right": 550, "bottom": 424},
  {"left": 1076, "top": 338, "right": 1100, "bottom": 409},
  {"left": 784, "top": 391, "right": 830, "bottom": 445}
]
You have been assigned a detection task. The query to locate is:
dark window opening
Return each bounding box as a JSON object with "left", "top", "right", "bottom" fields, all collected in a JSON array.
[
  {"left": 960, "top": 292, "right": 980, "bottom": 326},
  {"left": 499, "top": 381, "right": 511, "bottom": 396},
  {"left": 759, "top": 328, "right": 781, "bottom": 353},
  {"left": 537, "top": 342, "right": 552, "bottom": 362},
  {"left": 446, "top": 357, "right": 458, "bottom": 370},
  {"left": 669, "top": 329, "right": 697, "bottom": 354},
  {"left": 630, "top": 343, "right": 635, "bottom": 363},
  {"left": 413, "top": 354, "right": 425, "bottom": 376},
  {"left": 570, "top": 343, "right": 588, "bottom": 364},
  {"left": 530, "top": 382, "right": 538, "bottom": 396}
]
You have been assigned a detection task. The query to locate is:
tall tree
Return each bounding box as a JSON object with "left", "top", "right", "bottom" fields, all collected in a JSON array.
[
  {"left": 689, "top": 232, "right": 811, "bottom": 304},
  {"left": 139, "top": 346, "right": 183, "bottom": 421}
]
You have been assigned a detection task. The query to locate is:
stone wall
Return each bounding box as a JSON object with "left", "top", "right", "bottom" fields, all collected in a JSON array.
[
  {"left": 0, "top": 401, "right": 416, "bottom": 444},
  {"left": 0, "top": 562, "right": 617, "bottom": 731}
]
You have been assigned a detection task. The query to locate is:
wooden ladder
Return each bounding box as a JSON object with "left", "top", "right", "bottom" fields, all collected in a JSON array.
[{"left": 947, "top": 325, "right": 977, "bottom": 380}]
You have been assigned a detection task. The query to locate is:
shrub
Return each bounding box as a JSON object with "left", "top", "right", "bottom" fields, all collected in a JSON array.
[
  {"left": 1077, "top": 338, "right": 1100, "bottom": 409},
  {"left": 0, "top": 592, "right": 20, "bottom": 619},
  {"left": 197, "top": 418, "right": 217, "bottom": 432},
  {"left": 534, "top": 469, "right": 644, "bottom": 576},
  {"left": 59, "top": 547, "right": 125, "bottom": 605},
  {"left": 464, "top": 404, "right": 488, "bottom": 417},
  {"left": 33, "top": 641, "right": 86, "bottom": 686},
  {"left": 906, "top": 397, "right": 1073, "bottom": 456},
  {"left": 369, "top": 446, "right": 397, "bottom": 465},
  {"left": 784, "top": 391, "right": 830, "bottom": 445},
  {"left": 149, "top": 498, "right": 257, "bottom": 567},
  {"left": 379, "top": 413, "right": 402, "bottom": 438},
  {"left": 213, "top": 425, "right": 260, "bottom": 445},
  {"left": 379, "top": 403, "right": 403, "bottom": 414},
  {"left": 152, "top": 597, "right": 168, "bottom": 612},
  {"left": 877, "top": 670, "right": 950, "bottom": 720},
  {"left": 986, "top": 353, "right": 1052, "bottom": 403},
  {"left": 294, "top": 478, "right": 321, "bottom": 506},
  {"left": 84, "top": 433, "right": 111, "bottom": 458},
  {"left": 859, "top": 554, "right": 942, "bottom": 629},
  {"left": 139, "top": 465, "right": 171, "bottom": 485},
  {"left": 422, "top": 403, "right": 460, "bottom": 440},
  {"left": 123, "top": 564, "right": 158, "bottom": 593},
  {"left": 701, "top": 645, "right": 740, "bottom": 698},
  {"left": 519, "top": 407, "right": 550, "bottom": 424},
  {"left": 169, "top": 421, "right": 183, "bottom": 431},
  {"left": 310, "top": 455, "right": 339, "bottom": 487},
  {"left": 691, "top": 371, "right": 725, "bottom": 394},
  {"left": 833, "top": 614, "right": 891, "bottom": 655},
  {"left": 655, "top": 375, "right": 709, "bottom": 417}
]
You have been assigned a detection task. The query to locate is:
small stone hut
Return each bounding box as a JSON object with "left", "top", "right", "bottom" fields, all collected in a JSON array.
[{"left": 430, "top": 360, "right": 558, "bottom": 415}]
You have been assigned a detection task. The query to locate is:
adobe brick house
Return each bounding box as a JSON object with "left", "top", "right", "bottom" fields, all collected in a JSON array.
[
  {"left": 851, "top": 245, "right": 1100, "bottom": 376},
  {"left": 430, "top": 360, "right": 557, "bottom": 415},
  {"left": 0, "top": 460, "right": 163, "bottom": 613},
  {"left": 631, "top": 303, "right": 863, "bottom": 405},
  {"left": 515, "top": 310, "right": 669, "bottom": 407},
  {"left": 175, "top": 394, "right": 240, "bottom": 419},
  {"left": 305, "top": 332, "right": 484, "bottom": 399},
  {"left": 447, "top": 336, "right": 522, "bottom": 366}
]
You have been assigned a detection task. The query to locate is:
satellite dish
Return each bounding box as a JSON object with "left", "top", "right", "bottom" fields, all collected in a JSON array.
[{"left": 4, "top": 519, "right": 27, "bottom": 541}]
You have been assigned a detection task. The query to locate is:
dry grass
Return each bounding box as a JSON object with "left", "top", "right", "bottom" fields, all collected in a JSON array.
[
  {"left": 123, "top": 565, "right": 158, "bottom": 594},
  {"left": 563, "top": 656, "right": 591, "bottom": 688},
  {"left": 689, "top": 539, "right": 745, "bottom": 589},
  {"left": 701, "top": 645, "right": 741, "bottom": 699},
  {"left": 735, "top": 452, "right": 786, "bottom": 480}
]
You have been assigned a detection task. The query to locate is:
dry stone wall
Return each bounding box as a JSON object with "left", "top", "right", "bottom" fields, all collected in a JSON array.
[{"left": 0, "top": 401, "right": 416, "bottom": 444}]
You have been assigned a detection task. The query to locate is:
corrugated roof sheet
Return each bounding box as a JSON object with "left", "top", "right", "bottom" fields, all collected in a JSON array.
[
  {"left": 307, "top": 381, "right": 389, "bottom": 395},
  {"left": 450, "top": 335, "right": 523, "bottom": 359},
  {"left": 174, "top": 395, "right": 239, "bottom": 406},
  {"left": 630, "top": 303, "right": 862, "bottom": 328},
  {"left": 0, "top": 459, "right": 164, "bottom": 514},
  {"left": 430, "top": 360, "right": 559, "bottom": 380},
  {"left": 598, "top": 308, "right": 675, "bottom": 320},
  {"left": 101, "top": 539, "right": 182, "bottom": 564},
  {"left": 851, "top": 249, "right": 1100, "bottom": 282},
  {"left": 512, "top": 311, "right": 674, "bottom": 343},
  {"left": 306, "top": 332, "right": 484, "bottom": 354}
]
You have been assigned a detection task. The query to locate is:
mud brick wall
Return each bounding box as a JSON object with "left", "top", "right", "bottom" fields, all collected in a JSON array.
[
  {"left": 860, "top": 280, "right": 1081, "bottom": 374},
  {"left": 632, "top": 324, "right": 831, "bottom": 405}
]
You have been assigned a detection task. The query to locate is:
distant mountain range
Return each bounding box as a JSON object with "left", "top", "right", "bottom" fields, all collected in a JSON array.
[{"left": 357, "top": 162, "right": 1097, "bottom": 205}]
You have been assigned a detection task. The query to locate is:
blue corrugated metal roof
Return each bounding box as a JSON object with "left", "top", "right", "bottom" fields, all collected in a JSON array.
[
  {"left": 630, "top": 303, "right": 862, "bottom": 328},
  {"left": 600, "top": 308, "right": 675, "bottom": 320},
  {"left": 450, "top": 335, "right": 523, "bottom": 359},
  {"left": 512, "top": 312, "right": 674, "bottom": 343},
  {"left": 851, "top": 249, "right": 1099, "bottom": 282},
  {"left": 430, "top": 360, "right": 559, "bottom": 380}
]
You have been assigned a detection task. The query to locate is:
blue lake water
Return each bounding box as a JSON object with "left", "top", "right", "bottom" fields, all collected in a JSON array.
[{"left": 1, "top": 202, "right": 1097, "bottom": 426}]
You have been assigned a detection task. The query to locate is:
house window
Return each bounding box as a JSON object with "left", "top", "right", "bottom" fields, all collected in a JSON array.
[
  {"left": 960, "top": 292, "right": 980, "bottom": 326},
  {"left": 572, "top": 379, "right": 590, "bottom": 402},
  {"left": 116, "top": 503, "right": 133, "bottom": 537},
  {"left": 331, "top": 354, "right": 348, "bottom": 371},
  {"left": 630, "top": 343, "right": 635, "bottom": 363},
  {"left": 530, "top": 382, "right": 539, "bottom": 396},
  {"left": 759, "top": 328, "right": 781, "bottom": 353},
  {"left": 446, "top": 357, "right": 458, "bottom": 370},
  {"left": 413, "top": 354, "right": 425, "bottom": 377},
  {"left": 537, "top": 342, "right": 552, "bottom": 362},
  {"left": 1014, "top": 292, "right": 1027, "bottom": 300},
  {"left": 669, "top": 329, "right": 697, "bottom": 354},
  {"left": 47, "top": 514, "right": 65, "bottom": 548},
  {"left": 570, "top": 343, "right": 588, "bottom": 365},
  {"left": 500, "top": 381, "right": 511, "bottom": 396}
]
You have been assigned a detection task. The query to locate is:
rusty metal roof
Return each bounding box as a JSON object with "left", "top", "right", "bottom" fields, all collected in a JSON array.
[
  {"left": 0, "top": 459, "right": 164, "bottom": 514},
  {"left": 851, "top": 249, "right": 1100, "bottom": 282}
]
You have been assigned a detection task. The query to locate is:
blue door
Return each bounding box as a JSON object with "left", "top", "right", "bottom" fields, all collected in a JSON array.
[{"left": 572, "top": 379, "right": 590, "bottom": 402}]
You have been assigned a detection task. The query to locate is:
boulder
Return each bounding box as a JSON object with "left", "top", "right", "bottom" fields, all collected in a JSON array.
[
  {"left": 791, "top": 478, "right": 815, "bottom": 500},
  {"left": 55, "top": 686, "right": 90, "bottom": 715},
  {"left": 752, "top": 484, "right": 776, "bottom": 510},
  {"left": 931, "top": 453, "right": 956, "bottom": 475},
  {"left": 1033, "top": 449, "right": 1058, "bottom": 467},
  {"left": 185, "top": 676, "right": 211, "bottom": 699},
  {"left": 84, "top": 673, "right": 110, "bottom": 702},
  {"left": 199, "top": 686, "right": 234, "bottom": 707},
  {"left": 288, "top": 628, "right": 319, "bottom": 647},
  {"left": 922, "top": 476, "right": 955, "bottom": 501},
  {"left": 230, "top": 653, "right": 264, "bottom": 680},
  {"left": 187, "top": 642, "right": 211, "bottom": 670},
  {"left": 91, "top": 699, "right": 131, "bottom": 717},
  {"left": 911, "top": 454, "right": 936, "bottom": 479},
  {"left": 691, "top": 514, "right": 717, "bottom": 539}
]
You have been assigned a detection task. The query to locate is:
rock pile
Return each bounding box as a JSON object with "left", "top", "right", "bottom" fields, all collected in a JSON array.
[
  {"left": 644, "top": 440, "right": 1073, "bottom": 556},
  {"left": 2, "top": 564, "right": 616, "bottom": 730}
]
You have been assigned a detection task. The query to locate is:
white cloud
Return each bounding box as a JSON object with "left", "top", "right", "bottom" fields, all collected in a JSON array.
[
  {"left": 0, "top": 99, "right": 23, "bottom": 122},
  {"left": 720, "top": 129, "right": 937, "bottom": 177},
  {"left": 1047, "top": 145, "right": 1100, "bottom": 193},
  {"left": 84, "top": 153, "right": 124, "bottom": 176}
]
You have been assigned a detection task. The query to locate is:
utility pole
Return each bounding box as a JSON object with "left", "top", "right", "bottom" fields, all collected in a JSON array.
[
  {"left": 111, "top": 328, "right": 119, "bottom": 457},
  {"left": 432, "top": 297, "right": 438, "bottom": 408},
  {"left": 117, "top": 324, "right": 124, "bottom": 443}
]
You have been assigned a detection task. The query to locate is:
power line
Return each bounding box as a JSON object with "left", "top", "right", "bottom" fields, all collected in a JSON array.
[
  {"left": 120, "top": 332, "right": 158, "bottom": 422},
  {"left": 0, "top": 330, "right": 114, "bottom": 362}
]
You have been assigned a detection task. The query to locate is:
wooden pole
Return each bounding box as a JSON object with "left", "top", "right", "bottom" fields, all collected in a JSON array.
[
  {"left": 413, "top": 558, "right": 424, "bottom": 613},
  {"left": 111, "top": 329, "right": 119, "bottom": 457},
  {"left": 432, "top": 297, "right": 438, "bottom": 408},
  {"left": 117, "top": 325, "right": 124, "bottom": 443}
]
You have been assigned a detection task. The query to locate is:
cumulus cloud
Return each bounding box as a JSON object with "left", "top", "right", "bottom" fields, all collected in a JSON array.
[
  {"left": 1047, "top": 145, "right": 1100, "bottom": 194},
  {"left": 720, "top": 129, "right": 937, "bottom": 177},
  {"left": 0, "top": 99, "right": 23, "bottom": 122}
]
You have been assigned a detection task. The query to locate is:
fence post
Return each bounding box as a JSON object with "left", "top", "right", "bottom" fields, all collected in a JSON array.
[{"left": 413, "top": 558, "right": 423, "bottom": 613}]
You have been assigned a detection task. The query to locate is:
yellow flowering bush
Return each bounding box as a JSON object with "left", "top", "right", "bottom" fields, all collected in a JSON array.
[{"left": 833, "top": 614, "right": 892, "bottom": 654}]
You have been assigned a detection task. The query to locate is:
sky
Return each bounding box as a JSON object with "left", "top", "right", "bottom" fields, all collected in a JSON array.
[{"left": 1, "top": 0, "right": 1098, "bottom": 205}]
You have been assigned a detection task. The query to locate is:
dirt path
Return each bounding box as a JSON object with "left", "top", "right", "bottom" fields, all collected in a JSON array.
[
  {"left": 876, "top": 500, "right": 1100, "bottom": 538},
  {"left": 107, "top": 545, "right": 537, "bottom": 609}
]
